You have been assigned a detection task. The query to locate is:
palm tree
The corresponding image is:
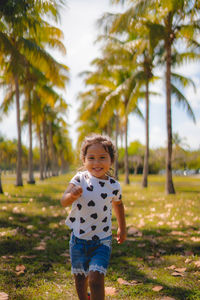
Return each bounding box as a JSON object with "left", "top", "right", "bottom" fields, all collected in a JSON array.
[
  {"left": 0, "top": 0, "right": 68, "bottom": 186},
  {"left": 110, "top": 0, "right": 198, "bottom": 193}
]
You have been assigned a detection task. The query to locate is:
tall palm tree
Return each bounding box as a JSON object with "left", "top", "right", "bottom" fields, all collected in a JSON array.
[
  {"left": 0, "top": 0, "right": 68, "bottom": 186},
  {"left": 110, "top": 0, "right": 198, "bottom": 193}
]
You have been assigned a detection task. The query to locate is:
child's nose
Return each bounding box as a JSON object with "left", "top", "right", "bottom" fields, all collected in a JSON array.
[{"left": 94, "top": 158, "right": 101, "bottom": 164}]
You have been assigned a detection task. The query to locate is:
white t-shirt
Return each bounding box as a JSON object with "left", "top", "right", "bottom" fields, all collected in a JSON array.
[{"left": 65, "top": 171, "right": 122, "bottom": 240}]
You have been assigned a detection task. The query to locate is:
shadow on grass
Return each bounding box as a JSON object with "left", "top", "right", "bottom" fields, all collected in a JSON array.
[{"left": 109, "top": 227, "right": 200, "bottom": 299}]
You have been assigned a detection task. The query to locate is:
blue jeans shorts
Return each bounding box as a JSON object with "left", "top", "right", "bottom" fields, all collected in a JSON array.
[{"left": 69, "top": 233, "right": 112, "bottom": 276}]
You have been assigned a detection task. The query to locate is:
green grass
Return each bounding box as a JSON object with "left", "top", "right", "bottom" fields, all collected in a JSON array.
[{"left": 0, "top": 173, "right": 200, "bottom": 299}]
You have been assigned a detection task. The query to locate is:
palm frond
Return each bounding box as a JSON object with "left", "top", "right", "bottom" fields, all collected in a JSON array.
[{"left": 171, "top": 83, "right": 196, "bottom": 123}]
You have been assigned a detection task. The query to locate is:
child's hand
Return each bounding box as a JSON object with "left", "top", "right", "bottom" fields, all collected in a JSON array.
[
  {"left": 70, "top": 186, "right": 83, "bottom": 200},
  {"left": 116, "top": 228, "right": 126, "bottom": 244}
]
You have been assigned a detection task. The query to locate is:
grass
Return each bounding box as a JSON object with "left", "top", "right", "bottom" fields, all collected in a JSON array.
[{"left": 0, "top": 173, "right": 200, "bottom": 299}]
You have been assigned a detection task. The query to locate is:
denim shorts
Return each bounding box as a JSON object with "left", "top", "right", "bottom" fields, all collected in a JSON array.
[{"left": 69, "top": 233, "right": 112, "bottom": 276}]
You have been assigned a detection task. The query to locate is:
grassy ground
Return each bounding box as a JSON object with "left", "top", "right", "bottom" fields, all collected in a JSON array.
[{"left": 0, "top": 173, "right": 200, "bottom": 299}]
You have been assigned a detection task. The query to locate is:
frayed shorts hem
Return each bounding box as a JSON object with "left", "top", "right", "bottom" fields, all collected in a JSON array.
[{"left": 71, "top": 265, "right": 107, "bottom": 276}]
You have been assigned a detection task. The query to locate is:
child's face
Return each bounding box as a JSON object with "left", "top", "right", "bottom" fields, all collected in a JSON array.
[{"left": 83, "top": 143, "right": 112, "bottom": 179}]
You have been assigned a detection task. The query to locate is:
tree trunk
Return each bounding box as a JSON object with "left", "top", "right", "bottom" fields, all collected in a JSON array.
[
  {"left": 142, "top": 80, "right": 149, "bottom": 187},
  {"left": 38, "top": 126, "right": 44, "bottom": 180},
  {"left": 27, "top": 92, "right": 35, "bottom": 184},
  {"left": 42, "top": 118, "right": 48, "bottom": 178},
  {"left": 124, "top": 113, "right": 129, "bottom": 184},
  {"left": 15, "top": 76, "right": 23, "bottom": 186},
  {"left": 0, "top": 170, "right": 3, "bottom": 194},
  {"left": 49, "top": 122, "right": 57, "bottom": 176},
  {"left": 165, "top": 38, "right": 175, "bottom": 194},
  {"left": 114, "top": 113, "right": 119, "bottom": 179}
]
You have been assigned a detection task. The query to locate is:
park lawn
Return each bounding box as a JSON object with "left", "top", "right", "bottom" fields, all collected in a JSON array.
[{"left": 0, "top": 173, "right": 200, "bottom": 300}]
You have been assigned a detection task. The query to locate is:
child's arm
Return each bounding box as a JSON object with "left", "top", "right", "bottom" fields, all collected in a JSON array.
[
  {"left": 60, "top": 183, "right": 82, "bottom": 207},
  {"left": 112, "top": 200, "right": 126, "bottom": 244}
]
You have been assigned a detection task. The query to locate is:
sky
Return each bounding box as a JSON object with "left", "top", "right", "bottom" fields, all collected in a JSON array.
[{"left": 0, "top": 0, "right": 199, "bottom": 150}]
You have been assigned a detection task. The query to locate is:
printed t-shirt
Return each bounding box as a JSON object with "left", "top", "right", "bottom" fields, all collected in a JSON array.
[{"left": 65, "top": 171, "right": 122, "bottom": 240}]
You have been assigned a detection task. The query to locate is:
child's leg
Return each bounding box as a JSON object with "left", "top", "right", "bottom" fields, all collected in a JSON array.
[
  {"left": 88, "top": 271, "right": 105, "bottom": 300},
  {"left": 74, "top": 274, "right": 88, "bottom": 300}
]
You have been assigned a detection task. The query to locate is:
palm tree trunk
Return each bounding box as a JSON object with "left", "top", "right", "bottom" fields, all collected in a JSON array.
[
  {"left": 27, "top": 93, "right": 35, "bottom": 184},
  {"left": 0, "top": 170, "right": 3, "bottom": 194},
  {"left": 49, "top": 122, "right": 56, "bottom": 176},
  {"left": 142, "top": 80, "right": 149, "bottom": 187},
  {"left": 38, "top": 126, "right": 44, "bottom": 180},
  {"left": 114, "top": 113, "right": 119, "bottom": 179},
  {"left": 42, "top": 118, "right": 49, "bottom": 178},
  {"left": 124, "top": 113, "right": 129, "bottom": 184},
  {"left": 165, "top": 39, "right": 175, "bottom": 194},
  {"left": 15, "top": 76, "right": 23, "bottom": 186}
]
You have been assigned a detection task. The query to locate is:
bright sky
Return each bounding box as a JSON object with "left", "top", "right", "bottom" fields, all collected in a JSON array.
[{"left": 0, "top": 0, "right": 200, "bottom": 150}]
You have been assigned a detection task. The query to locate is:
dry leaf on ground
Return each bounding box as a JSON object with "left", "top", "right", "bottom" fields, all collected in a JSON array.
[
  {"left": 175, "top": 268, "right": 186, "bottom": 273},
  {"left": 152, "top": 285, "right": 163, "bottom": 292},
  {"left": 194, "top": 261, "right": 200, "bottom": 268},
  {"left": 166, "top": 265, "right": 176, "bottom": 270},
  {"left": 15, "top": 264, "right": 26, "bottom": 275},
  {"left": 160, "top": 297, "right": 176, "bottom": 300},
  {"left": 117, "top": 278, "right": 139, "bottom": 286},
  {"left": 105, "top": 287, "right": 117, "bottom": 296},
  {"left": 0, "top": 292, "right": 9, "bottom": 300},
  {"left": 171, "top": 272, "right": 184, "bottom": 277},
  {"left": 127, "top": 227, "right": 142, "bottom": 237}
]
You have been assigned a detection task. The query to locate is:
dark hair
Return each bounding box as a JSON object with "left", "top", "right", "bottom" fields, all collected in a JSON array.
[{"left": 80, "top": 134, "right": 116, "bottom": 164}]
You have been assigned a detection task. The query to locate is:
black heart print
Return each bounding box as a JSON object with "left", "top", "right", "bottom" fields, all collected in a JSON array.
[
  {"left": 119, "top": 194, "right": 122, "bottom": 200},
  {"left": 113, "top": 189, "right": 119, "bottom": 195},
  {"left": 70, "top": 217, "right": 75, "bottom": 223},
  {"left": 74, "top": 176, "right": 80, "bottom": 182},
  {"left": 101, "top": 193, "right": 107, "bottom": 199},
  {"left": 92, "top": 235, "right": 99, "bottom": 241},
  {"left": 102, "top": 217, "right": 107, "bottom": 223},
  {"left": 91, "top": 213, "right": 98, "bottom": 219},
  {"left": 88, "top": 200, "right": 95, "bottom": 207},
  {"left": 110, "top": 179, "right": 116, "bottom": 184},
  {"left": 103, "top": 226, "right": 109, "bottom": 232},
  {"left": 99, "top": 181, "right": 105, "bottom": 187},
  {"left": 103, "top": 205, "right": 107, "bottom": 211},
  {"left": 80, "top": 217, "right": 85, "bottom": 223},
  {"left": 91, "top": 225, "right": 96, "bottom": 231},
  {"left": 80, "top": 229, "right": 85, "bottom": 234},
  {"left": 87, "top": 185, "right": 93, "bottom": 191},
  {"left": 77, "top": 204, "right": 82, "bottom": 210}
]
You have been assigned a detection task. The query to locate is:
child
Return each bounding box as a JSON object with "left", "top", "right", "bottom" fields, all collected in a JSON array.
[{"left": 61, "top": 134, "right": 126, "bottom": 300}]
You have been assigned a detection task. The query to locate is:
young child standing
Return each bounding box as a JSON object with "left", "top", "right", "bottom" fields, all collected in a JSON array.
[{"left": 61, "top": 134, "right": 126, "bottom": 300}]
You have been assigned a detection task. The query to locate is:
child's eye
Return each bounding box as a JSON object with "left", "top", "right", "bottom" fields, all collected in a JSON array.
[
  {"left": 100, "top": 156, "right": 105, "bottom": 159},
  {"left": 88, "top": 157, "right": 94, "bottom": 160}
]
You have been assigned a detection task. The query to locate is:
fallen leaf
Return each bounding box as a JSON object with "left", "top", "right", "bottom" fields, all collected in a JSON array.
[
  {"left": 152, "top": 285, "right": 163, "bottom": 292},
  {"left": 166, "top": 265, "right": 176, "bottom": 270},
  {"left": 175, "top": 268, "right": 186, "bottom": 273},
  {"left": 20, "top": 255, "right": 36, "bottom": 259},
  {"left": 191, "top": 237, "right": 200, "bottom": 242},
  {"left": 160, "top": 297, "right": 176, "bottom": 300},
  {"left": 1, "top": 255, "right": 14, "bottom": 260},
  {"left": 15, "top": 264, "right": 26, "bottom": 275},
  {"left": 105, "top": 287, "right": 117, "bottom": 296},
  {"left": 60, "top": 252, "right": 70, "bottom": 257},
  {"left": 185, "top": 258, "right": 192, "bottom": 264},
  {"left": 171, "top": 272, "right": 184, "bottom": 277},
  {"left": 127, "top": 227, "right": 142, "bottom": 237},
  {"left": 33, "top": 241, "right": 46, "bottom": 251},
  {"left": 194, "top": 261, "right": 200, "bottom": 268},
  {"left": 0, "top": 292, "right": 9, "bottom": 300},
  {"left": 16, "top": 265, "right": 26, "bottom": 272}
]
